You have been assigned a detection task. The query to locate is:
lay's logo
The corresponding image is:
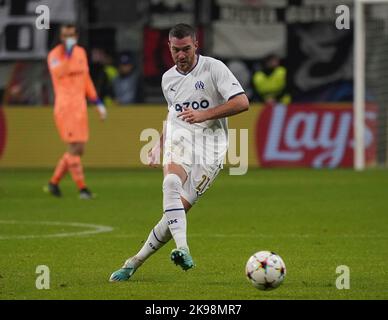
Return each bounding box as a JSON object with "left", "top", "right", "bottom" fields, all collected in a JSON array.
[{"left": 256, "top": 104, "right": 377, "bottom": 168}]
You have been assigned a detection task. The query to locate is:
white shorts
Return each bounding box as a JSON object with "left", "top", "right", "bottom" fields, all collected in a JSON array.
[
  {"left": 163, "top": 128, "right": 225, "bottom": 204},
  {"left": 163, "top": 148, "right": 223, "bottom": 205},
  {"left": 180, "top": 162, "right": 223, "bottom": 205}
]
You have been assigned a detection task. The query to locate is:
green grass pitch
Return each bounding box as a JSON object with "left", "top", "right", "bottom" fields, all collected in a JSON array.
[{"left": 0, "top": 168, "right": 387, "bottom": 300}]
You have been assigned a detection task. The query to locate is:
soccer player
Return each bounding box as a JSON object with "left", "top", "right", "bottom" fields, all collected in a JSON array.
[
  {"left": 110, "top": 23, "right": 249, "bottom": 281},
  {"left": 46, "top": 24, "right": 107, "bottom": 199}
]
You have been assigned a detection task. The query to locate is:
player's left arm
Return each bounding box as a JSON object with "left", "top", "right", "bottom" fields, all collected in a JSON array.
[
  {"left": 179, "top": 59, "right": 249, "bottom": 124},
  {"left": 83, "top": 49, "right": 107, "bottom": 121},
  {"left": 179, "top": 93, "right": 249, "bottom": 124},
  {"left": 178, "top": 93, "right": 249, "bottom": 123},
  {"left": 206, "top": 93, "right": 249, "bottom": 120},
  {"left": 86, "top": 73, "right": 107, "bottom": 121}
]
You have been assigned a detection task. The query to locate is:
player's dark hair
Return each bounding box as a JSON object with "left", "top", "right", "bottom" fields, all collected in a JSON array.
[
  {"left": 60, "top": 23, "right": 78, "bottom": 34},
  {"left": 169, "top": 23, "right": 196, "bottom": 40}
]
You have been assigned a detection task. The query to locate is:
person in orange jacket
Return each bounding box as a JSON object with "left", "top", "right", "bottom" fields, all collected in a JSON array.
[{"left": 45, "top": 24, "right": 107, "bottom": 199}]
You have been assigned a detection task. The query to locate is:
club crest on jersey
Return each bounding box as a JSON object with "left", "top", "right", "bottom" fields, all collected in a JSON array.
[
  {"left": 50, "top": 58, "right": 59, "bottom": 68},
  {"left": 195, "top": 80, "right": 205, "bottom": 90}
]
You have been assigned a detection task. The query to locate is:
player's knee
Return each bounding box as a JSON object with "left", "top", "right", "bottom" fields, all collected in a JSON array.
[
  {"left": 76, "top": 144, "right": 85, "bottom": 156},
  {"left": 162, "top": 174, "right": 182, "bottom": 194},
  {"left": 69, "top": 144, "right": 84, "bottom": 156}
]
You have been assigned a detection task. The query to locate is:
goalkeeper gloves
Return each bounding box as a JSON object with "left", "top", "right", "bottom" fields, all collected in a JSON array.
[{"left": 94, "top": 98, "right": 107, "bottom": 121}]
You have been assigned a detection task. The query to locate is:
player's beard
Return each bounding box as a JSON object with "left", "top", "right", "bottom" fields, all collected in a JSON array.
[{"left": 177, "top": 55, "right": 196, "bottom": 73}]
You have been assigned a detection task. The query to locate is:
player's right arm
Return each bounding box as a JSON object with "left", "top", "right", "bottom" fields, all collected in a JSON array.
[
  {"left": 148, "top": 74, "right": 170, "bottom": 167},
  {"left": 47, "top": 49, "right": 71, "bottom": 79},
  {"left": 148, "top": 117, "right": 166, "bottom": 168}
]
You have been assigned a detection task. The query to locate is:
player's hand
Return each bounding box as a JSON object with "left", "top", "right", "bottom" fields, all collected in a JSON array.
[
  {"left": 178, "top": 108, "right": 209, "bottom": 124},
  {"left": 148, "top": 143, "right": 161, "bottom": 168},
  {"left": 97, "top": 103, "right": 107, "bottom": 121}
]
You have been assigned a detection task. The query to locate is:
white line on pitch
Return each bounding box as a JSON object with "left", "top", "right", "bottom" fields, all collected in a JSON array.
[
  {"left": 108, "top": 233, "right": 388, "bottom": 239},
  {"left": 0, "top": 220, "right": 114, "bottom": 240}
]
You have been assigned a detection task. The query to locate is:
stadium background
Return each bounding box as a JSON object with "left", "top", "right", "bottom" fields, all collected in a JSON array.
[
  {"left": 1, "top": 0, "right": 381, "bottom": 169},
  {"left": 1, "top": 0, "right": 388, "bottom": 301}
]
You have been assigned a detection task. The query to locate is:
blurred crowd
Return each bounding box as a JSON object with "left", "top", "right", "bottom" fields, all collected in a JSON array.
[
  {"left": 0, "top": 0, "right": 360, "bottom": 107},
  {"left": 89, "top": 48, "right": 140, "bottom": 106},
  {"left": 1, "top": 50, "right": 293, "bottom": 107},
  {"left": 1, "top": 48, "right": 142, "bottom": 107}
]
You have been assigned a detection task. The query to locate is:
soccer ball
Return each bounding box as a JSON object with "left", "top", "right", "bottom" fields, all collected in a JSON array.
[{"left": 245, "top": 251, "right": 286, "bottom": 291}]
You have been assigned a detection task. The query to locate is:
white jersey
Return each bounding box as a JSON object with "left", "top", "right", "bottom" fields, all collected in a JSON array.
[{"left": 162, "top": 54, "right": 245, "bottom": 168}]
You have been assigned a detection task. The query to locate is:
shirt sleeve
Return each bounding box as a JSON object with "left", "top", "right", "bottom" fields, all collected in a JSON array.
[
  {"left": 47, "top": 50, "right": 69, "bottom": 79},
  {"left": 82, "top": 49, "right": 98, "bottom": 101},
  {"left": 85, "top": 72, "right": 98, "bottom": 101},
  {"left": 212, "top": 59, "right": 245, "bottom": 101},
  {"left": 161, "top": 75, "right": 171, "bottom": 109}
]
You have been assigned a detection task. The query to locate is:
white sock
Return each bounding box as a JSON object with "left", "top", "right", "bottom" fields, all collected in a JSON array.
[
  {"left": 125, "top": 215, "right": 172, "bottom": 269},
  {"left": 163, "top": 174, "right": 188, "bottom": 250}
]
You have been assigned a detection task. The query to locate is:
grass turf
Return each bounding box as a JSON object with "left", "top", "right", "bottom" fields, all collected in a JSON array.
[{"left": 0, "top": 168, "right": 387, "bottom": 300}]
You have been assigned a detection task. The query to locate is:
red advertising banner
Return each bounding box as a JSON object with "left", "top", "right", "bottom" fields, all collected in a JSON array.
[{"left": 256, "top": 104, "right": 377, "bottom": 168}]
